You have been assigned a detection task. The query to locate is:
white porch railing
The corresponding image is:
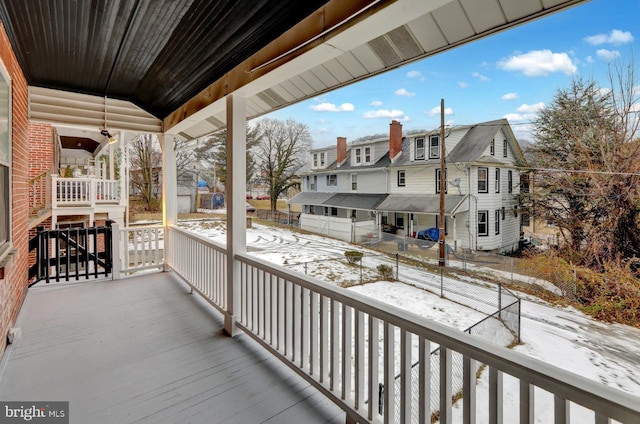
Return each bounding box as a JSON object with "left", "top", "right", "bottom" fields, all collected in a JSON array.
[
  {"left": 152, "top": 225, "right": 639, "bottom": 424},
  {"left": 52, "top": 175, "right": 120, "bottom": 207}
]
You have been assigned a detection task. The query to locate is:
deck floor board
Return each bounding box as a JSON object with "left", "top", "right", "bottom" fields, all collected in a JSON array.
[{"left": 0, "top": 272, "right": 344, "bottom": 424}]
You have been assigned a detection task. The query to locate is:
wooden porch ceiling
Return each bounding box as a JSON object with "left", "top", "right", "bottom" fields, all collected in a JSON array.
[{"left": 0, "top": 0, "right": 590, "bottom": 139}]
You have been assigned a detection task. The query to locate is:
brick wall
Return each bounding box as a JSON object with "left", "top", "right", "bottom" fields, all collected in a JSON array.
[
  {"left": 29, "top": 123, "right": 54, "bottom": 179},
  {"left": 0, "top": 20, "right": 30, "bottom": 356}
]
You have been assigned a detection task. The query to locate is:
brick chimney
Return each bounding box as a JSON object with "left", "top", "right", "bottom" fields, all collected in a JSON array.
[
  {"left": 389, "top": 120, "right": 403, "bottom": 160},
  {"left": 337, "top": 136, "right": 347, "bottom": 164}
]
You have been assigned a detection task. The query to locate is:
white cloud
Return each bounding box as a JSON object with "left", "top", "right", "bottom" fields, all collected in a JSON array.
[
  {"left": 457, "top": 81, "right": 468, "bottom": 89},
  {"left": 497, "top": 50, "right": 577, "bottom": 77},
  {"left": 502, "top": 92, "right": 519, "bottom": 101},
  {"left": 586, "top": 56, "right": 594, "bottom": 64},
  {"left": 427, "top": 106, "right": 454, "bottom": 117},
  {"left": 473, "top": 72, "right": 490, "bottom": 82},
  {"left": 584, "top": 29, "right": 634, "bottom": 46},
  {"left": 517, "top": 103, "right": 544, "bottom": 114},
  {"left": 596, "top": 49, "right": 620, "bottom": 61},
  {"left": 370, "top": 100, "right": 383, "bottom": 107},
  {"left": 504, "top": 113, "right": 525, "bottom": 122},
  {"left": 363, "top": 109, "right": 407, "bottom": 120},
  {"left": 406, "top": 70, "right": 424, "bottom": 80},
  {"left": 309, "top": 102, "right": 355, "bottom": 112},
  {"left": 395, "top": 88, "right": 416, "bottom": 97}
]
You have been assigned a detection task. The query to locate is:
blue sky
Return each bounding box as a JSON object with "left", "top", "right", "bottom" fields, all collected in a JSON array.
[{"left": 262, "top": 0, "right": 639, "bottom": 148}]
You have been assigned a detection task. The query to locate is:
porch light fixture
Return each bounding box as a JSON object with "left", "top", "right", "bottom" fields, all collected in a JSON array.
[{"left": 101, "top": 129, "right": 118, "bottom": 144}]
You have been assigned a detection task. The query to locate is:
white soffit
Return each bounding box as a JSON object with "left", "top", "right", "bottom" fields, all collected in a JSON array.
[
  {"left": 168, "top": 0, "right": 590, "bottom": 140},
  {"left": 29, "top": 86, "right": 163, "bottom": 133}
]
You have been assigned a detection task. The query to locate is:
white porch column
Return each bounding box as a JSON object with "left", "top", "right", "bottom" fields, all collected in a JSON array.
[
  {"left": 161, "top": 133, "right": 177, "bottom": 227},
  {"left": 224, "top": 94, "right": 247, "bottom": 336}
]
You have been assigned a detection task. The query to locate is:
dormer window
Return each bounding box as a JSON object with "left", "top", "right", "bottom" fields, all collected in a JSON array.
[
  {"left": 355, "top": 148, "right": 361, "bottom": 164},
  {"left": 313, "top": 153, "right": 318, "bottom": 168},
  {"left": 415, "top": 138, "right": 425, "bottom": 160},
  {"left": 429, "top": 135, "right": 440, "bottom": 159},
  {"left": 364, "top": 147, "right": 371, "bottom": 163},
  {"left": 320, "top": 152, "right": 325, "bottom": 167}
]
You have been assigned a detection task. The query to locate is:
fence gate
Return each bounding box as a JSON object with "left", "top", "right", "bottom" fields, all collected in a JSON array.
[{"left": 28, "top": 222, "right": 113, "bottom": 286}]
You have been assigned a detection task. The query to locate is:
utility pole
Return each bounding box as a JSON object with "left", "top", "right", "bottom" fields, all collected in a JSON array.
[{"left": 439, "top": 98, "right": 446, "bottom": 267}]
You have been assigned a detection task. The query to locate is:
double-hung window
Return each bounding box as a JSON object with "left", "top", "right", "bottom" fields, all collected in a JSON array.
[
  {"left": 490, "top": 138, "right": 495, "bottom": 156},
  {"left": 320, "top": 152, "right": 325, "bottom": 167},
  {"left": 477, "top": 167, "right": 488, "bottom": 193},
  {"left": 0, "top": 61, "right": 11, "bottom": 257},
  {"left": 397, "top": 170, "right": 406, "bottom": 187},
  {"left": 495, "top": 210, "right": 501, "bottom": 235},
  {"left": 429, "top": 135, "right": 440, "bottom": 159},
  {"left": 503, "top": 139, "right": 508, "bottom": 158},
  {"left": 478, "top": 211, "right": 488, "bottom": 236},
  {"left": 355, "top": 148, "right": 362, "bottom": 164},
  {"left": 364, "top": 147, "right": 371, "bottom": 163},
  {"left": 351, "top": 174, "right": 357, "bottom": 191},
  {"left": 415, "top": 138, "right": 425, "bottom": 160},
  {"left": 508, "top": 170, "right": 513, "bottom": 193},
  {"left": 326, "top": 174, "right": 337, "bottom": 186},
  {"left": 495, "top": 168, "right": 500, "bottom": 193}
]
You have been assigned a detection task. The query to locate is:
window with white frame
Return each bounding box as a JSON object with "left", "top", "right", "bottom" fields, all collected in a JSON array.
[
  {"left": 429, "top": 135, "right": 440, "bottom": 159},
  {"left": 364, "top": 147, "right": 371, "bottom": 163},
  {"left": 355, "top": 148, "right": 362, "bottom": 164},
  {"left": 397, "top": 170, "right": 405, "bottom": 187},
  {"left": 478, "top": 167, "right": 488, "bottom": 193},
  {"left": 326, "top": 174, "right": 337, "bottom": 186},
  {"left": 503, "top": 139, "right": 508, "bottom": 157},
  {"left": 310, "top": 175, "right": 317, "bottom": 191},
  {"left": 478, "top": 210, "right": 488, "bottom": 236},
  {"left": 490, "top": 138, "right": 495, "bottom": 155},
  {"left": 435, "top": 168, "right": 447, "bottom": 194},
  {"left": 351, "top": 174, "right": 357, "bottom": 190},
  {"left": 0, "top": 61, "right": 11, "bottom": 254},
  {"left": 508, "top": 170, "right": 513, "bottom": 193},
  {"left": 415, "top": 138, "right": 425, "bottom": 160},
  {"left": 495, "top": 168, "right": 500, "bottom": 193},
  {"left": 320, "top": 152, "right": 325, "bottom": 167},
  {"left": 313, "top": 153, "right": 318, "bottom": 168},
  {"left": 495, "top": 210, "right": 500, "bottom": 235}
]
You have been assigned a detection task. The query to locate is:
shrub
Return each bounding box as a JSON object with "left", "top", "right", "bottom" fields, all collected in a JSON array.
[
  {"left": 344, "top": 250, "right": 363, "bottom": 264},
  {"left": 377, "top": 264, "right": 394, "bottom": 280}
]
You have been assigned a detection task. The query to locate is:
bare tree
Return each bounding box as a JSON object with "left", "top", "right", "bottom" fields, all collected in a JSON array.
[
  {"left": 129, "top": 134, "right": 162, "bottom": 211},
  {"left": 523, "top": 62, "right": 640, "bottom": 268},
  {"left": 254, "top": 118, "right": 312, "bottom": 211}
]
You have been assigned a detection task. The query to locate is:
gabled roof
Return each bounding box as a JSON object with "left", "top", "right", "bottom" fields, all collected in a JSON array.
[{"left": 449, "top": 119, "right": 525, "bottom": 165}]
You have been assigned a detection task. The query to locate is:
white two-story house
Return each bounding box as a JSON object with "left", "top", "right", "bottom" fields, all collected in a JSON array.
[{"left": 291, "top": 119, "right": 525, "bottom": 252}]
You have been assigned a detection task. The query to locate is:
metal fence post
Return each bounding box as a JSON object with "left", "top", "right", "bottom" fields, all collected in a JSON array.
[
  {"left": 517, "top": 299, "right": 521, "bottom": 343},
  {"left": 395, "top": 253, "right": 399, "bottom": 280},
  {"left": 498, "top": 283, "right": 502, "bottom": 318}
]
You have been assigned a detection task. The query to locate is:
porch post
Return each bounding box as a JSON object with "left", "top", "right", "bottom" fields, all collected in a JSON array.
[
  {"left": 224, "top": 94, "right": 247, "bottom": 336},
  {"left": 161, "top": 133, "right": 177, "bottom": 227}
]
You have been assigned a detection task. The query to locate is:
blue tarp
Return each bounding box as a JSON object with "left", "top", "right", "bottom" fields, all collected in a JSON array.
[{"left": 417, "top": 227, "right": 439, "bottom": 241}]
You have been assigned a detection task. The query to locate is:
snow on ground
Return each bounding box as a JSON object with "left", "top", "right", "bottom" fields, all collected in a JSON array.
[{"left": 177, "top": 218, "right": 640, "bottom": 421}]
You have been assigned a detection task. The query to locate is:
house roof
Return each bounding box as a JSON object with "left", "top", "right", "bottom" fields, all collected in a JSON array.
[
  {"left": 288, "top": 192, "right": 334, "bottom": 205},
  {"left": 376, "top": 194, "right": 468, "bottom": 215},
  {"left": 449, "top": 119, "right": 525, "bottom": 164},
  {"left": 323, "top": 193, "right": 387, "bottom": 210}
]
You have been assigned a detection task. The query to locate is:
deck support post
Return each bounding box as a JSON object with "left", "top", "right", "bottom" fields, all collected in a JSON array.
[
  {"left": 161, "top": 133, "right": 177, "bottom": 272},
  {"left": 224, "top": 94, "right": 247, "bottom": 336}
]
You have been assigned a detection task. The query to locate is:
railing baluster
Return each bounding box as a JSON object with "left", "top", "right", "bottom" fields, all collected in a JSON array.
[
  {"left": 463, "top": 355, "right": 477, "bottom": 424},
  {"left": 330, "top": 299, "right": 340, "bottom": 392},
  {"left": 320, "top": 295, "right": 329, "bottom": 384},
  {"left": 341, "top": 303, "right": 352, "bottom": 400},
  {"left": 354, "top": 310, "right": 364, "bottom": 411},
  {"left": 520, "top": 381, "right": 533, "bottom": 424},
  {"left": 554, "top": 395, "right": 569, "bottom": 424},
  {"left": 310, "top": 291, "right": 319, "bottom": 377},
  {"left": 300, "top": 287, "right": 309, "bottom": 370},
  {"left": 292, "top": 283, "right": 300, "bottom": 363},
  {"left": 419, "top": 336, "right": 431, "bottom": 424},
  {"left": 440, "top": 347, "right": 452, "bottom": 424},
  {"left": 400, "top": 329, "right": 412, "bottom": 423},
  {"left": 368, "top": 316, "right": 379, "bottom": 420},
  {"left": 384, "top": 321, "right": 395, "bottom": 424},
  {"left": 489, "top": 366, "right": 503, "bottom": 424}
]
